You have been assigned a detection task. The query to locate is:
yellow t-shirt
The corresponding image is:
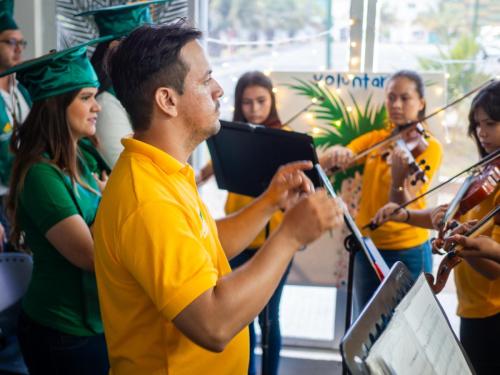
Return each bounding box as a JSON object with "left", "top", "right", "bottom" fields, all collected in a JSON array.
[
  {"left": 454, "top": 188, "right": 500, "bottom": 318},
  {"left": 93, "top": 138, "right": 249, "bottom": 375},
  {"left": 225, "top": 193, "right": 283, "bottom": 249},
  {"left": 347, "top": 128, "right": 443, "bottom": 249}
]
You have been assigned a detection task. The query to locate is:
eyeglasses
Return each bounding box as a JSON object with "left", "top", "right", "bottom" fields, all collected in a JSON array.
[{"left": 0, "top": 39, "right": 28, "bottom": 49}]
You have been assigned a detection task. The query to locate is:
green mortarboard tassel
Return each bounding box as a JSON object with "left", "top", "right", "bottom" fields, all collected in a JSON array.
[
  {"left": 0, "top": 0, "right": 18, "bottom": 33},
  {"left": 0, "top": 36, "right": 115, "bottom": 101},
  {"left": 75, "top": 0, "right": 170, "bottom": 37}
]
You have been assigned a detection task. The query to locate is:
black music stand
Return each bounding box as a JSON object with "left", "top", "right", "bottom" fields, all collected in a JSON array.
[{"left": 206, "top": 120, "right": 321, "bottom": 197}]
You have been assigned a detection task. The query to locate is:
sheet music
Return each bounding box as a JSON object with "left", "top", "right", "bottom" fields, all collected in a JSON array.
[{"left": 365, "top": 274, "right": 472, "bottom": 375}]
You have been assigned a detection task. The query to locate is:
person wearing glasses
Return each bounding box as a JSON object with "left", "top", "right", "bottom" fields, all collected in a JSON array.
[
  {"left": 0, "top": 1, "right": 31, "bottom": 374},
  {"left": 0, "top": 0, "right": 31, "bottom": 188}
]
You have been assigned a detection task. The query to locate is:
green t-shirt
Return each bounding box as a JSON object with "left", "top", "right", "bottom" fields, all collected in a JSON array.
[
  {"left": 19, "top": 147, "right": 104, "bottom": 336},
  {"left": 0, "top": 84, "right": 32, "bottom": 186}
]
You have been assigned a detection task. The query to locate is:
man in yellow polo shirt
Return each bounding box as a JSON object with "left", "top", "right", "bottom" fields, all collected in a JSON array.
[{"left": 93, "top": 23, "right": 344, "bottom": 375}]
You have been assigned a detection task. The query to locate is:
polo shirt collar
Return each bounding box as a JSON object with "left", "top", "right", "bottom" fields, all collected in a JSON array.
[{"left": 121, "top": 138, "right": 194, "bottom": 179}]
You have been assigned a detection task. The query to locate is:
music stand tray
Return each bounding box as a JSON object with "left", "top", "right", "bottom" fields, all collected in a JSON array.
[{"left": 206, "top": 120, "right": 321, "bottom": 197}]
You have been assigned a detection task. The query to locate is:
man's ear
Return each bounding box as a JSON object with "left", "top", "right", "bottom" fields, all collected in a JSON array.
[{"left": 155, "top": 87, "right": 178, "bottom": 117}]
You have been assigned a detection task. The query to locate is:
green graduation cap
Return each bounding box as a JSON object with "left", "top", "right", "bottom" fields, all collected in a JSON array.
[
  {"left": 0, "top": 36, "right": 114, "bottom": 101},
  {"left": 0, "top": 0, "right": 18, "bottom": 33},
  {"left": 76, "top": 0, "right": 169, "bottom": 37}
]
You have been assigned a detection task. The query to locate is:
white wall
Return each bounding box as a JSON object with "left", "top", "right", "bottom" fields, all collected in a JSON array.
[{"left": 15, "top": 0, "right": 57, "bottom": 59}]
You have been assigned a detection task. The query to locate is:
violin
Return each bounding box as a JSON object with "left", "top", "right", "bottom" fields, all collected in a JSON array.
[
  {"left": 364, "top": 149, "right": 500, "bottom": 231},
  {"left": 330, "top": 78, "right": 495, "bottom": 174},
  {"left": 381, "top": 123, "right": 431, "bottom": 186},
  {"left": 328, "top": 79, "right": 494, "bottom": 177},
  {"left": 439, "top": 156, "right": 500, "bottom": 228},
  {"left": 425, "top": 205, "right": 500, "bottom": 294}
]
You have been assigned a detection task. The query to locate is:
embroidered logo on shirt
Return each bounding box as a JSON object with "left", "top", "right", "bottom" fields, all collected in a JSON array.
[
  {"left": 200, "top": 209, "right": 209, "bottom": 238},
  {"left": 3, "top": 122, "right": 12, "bottom": 134}
]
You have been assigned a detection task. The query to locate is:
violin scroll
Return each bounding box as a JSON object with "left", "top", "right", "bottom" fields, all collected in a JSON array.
[{"left": 424, "top": 252, "right": 462, "bottom": 294}]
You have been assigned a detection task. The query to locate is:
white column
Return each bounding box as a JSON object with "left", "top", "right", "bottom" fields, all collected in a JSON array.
[
  {"left": 15, "top": 0, "right": 57, "bottom": 59},
  {"left": 188, "top": 0, "right": 210, "bottom": 170},
  {"left": 364, "top": 0, "right": 377, "bottom": 73},
  {"left": 349, "top": 0, "right": 364, "bottom": 72},
  {"left": 349, "top": 0, "right": 377, "bottom": 73}
]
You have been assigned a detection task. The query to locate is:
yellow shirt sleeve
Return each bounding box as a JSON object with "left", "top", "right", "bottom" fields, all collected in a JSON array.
[
  {"left": 455, "top": 187, "right": 500, "bottom": 318},
  {"left": 118, "top": 200, "right": 218, "bottom": 321}
]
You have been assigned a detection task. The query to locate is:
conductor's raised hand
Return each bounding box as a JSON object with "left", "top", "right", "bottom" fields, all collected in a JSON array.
[
  {"left": 280, "top": 189, "right": 344, "bottom": 249},
  {"left": 263, "top": 160, "right": 315, "bottom": 211}
]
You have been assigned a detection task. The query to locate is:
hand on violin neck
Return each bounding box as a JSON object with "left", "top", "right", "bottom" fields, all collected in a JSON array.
[
  {"left": 438, "top": 220, "right": 479, "bottom": 252},
  {"left": 430, "top": 204, "right": 449, "bottom": 231},
  {"left": 401, "top": 126, "right": 421, "bottom": 142},
  {"left": 390, "top": 147, "right": 410, "bottom": 185}
]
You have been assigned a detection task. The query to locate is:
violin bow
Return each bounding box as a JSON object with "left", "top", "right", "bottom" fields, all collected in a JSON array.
[
  {"left": 329, "top": 78, "right": 496, "bottom": 174},
  {"left": 281, "top": 96, "right": 324, "bottom": 128},
  {"left": 363, "top": 149, "right": 500, "bottom": 230}
]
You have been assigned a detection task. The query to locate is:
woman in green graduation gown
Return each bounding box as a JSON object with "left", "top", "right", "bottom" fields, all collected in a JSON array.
[{"left": 2, "top": 39, "right": 111, "bottom": 375}]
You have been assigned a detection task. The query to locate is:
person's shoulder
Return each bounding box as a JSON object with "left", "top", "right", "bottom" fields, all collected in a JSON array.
[
  {"left": 424, "top": 133, "right": 444, "bottom": 155},
  {"left": 97, "top": 91, "right": 125, "bottom": 109},
  {"left": 350, "top": 127, "right": 390, "bottom": 146},
  {"left": 20, "top": 160, "right": 66, "bottom": 196},
  {"left": 26, "top": 159, "right": 62, "bottom": 178}
]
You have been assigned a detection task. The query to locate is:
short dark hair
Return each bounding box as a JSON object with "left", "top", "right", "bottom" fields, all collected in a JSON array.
[
  {"left": 233, "top": 71, "right": 281, "bottom": 128},
  {"left": 468, "top": 80, "right": 500, "bottom": 157},
  {"left": 109, "top": 23, "right": 202, "bottom": 131},
  {"left": 387, "top": 70, "right": 426, "bottom": 120}
]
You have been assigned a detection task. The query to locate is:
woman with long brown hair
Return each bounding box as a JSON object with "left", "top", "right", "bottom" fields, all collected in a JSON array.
[
  {"left": 2, "top": 41, "right": 109, "bottom": 374},
  {"left": 321, "top": 70, "right": 443, "bottom": 314}
]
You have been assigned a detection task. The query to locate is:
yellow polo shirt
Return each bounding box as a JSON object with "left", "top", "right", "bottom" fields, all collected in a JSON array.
[
  {"left": 455, "top": 188, "right": 500, "bottom": 318},
  {"left": 347, "top": 127, "right": 443, "bottom": 249},
  {"left": 93, "top": 138, "right": 249, "bottom": 375}
]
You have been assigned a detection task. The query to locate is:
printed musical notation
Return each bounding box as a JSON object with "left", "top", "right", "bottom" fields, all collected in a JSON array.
[{"left": 365, "top": 275, "right": 471, "bottom": 375}]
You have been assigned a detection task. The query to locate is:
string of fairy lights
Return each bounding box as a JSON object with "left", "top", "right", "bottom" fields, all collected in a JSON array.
[{"left": 206, "top": 19, "right": 498, "bottom": 145}]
